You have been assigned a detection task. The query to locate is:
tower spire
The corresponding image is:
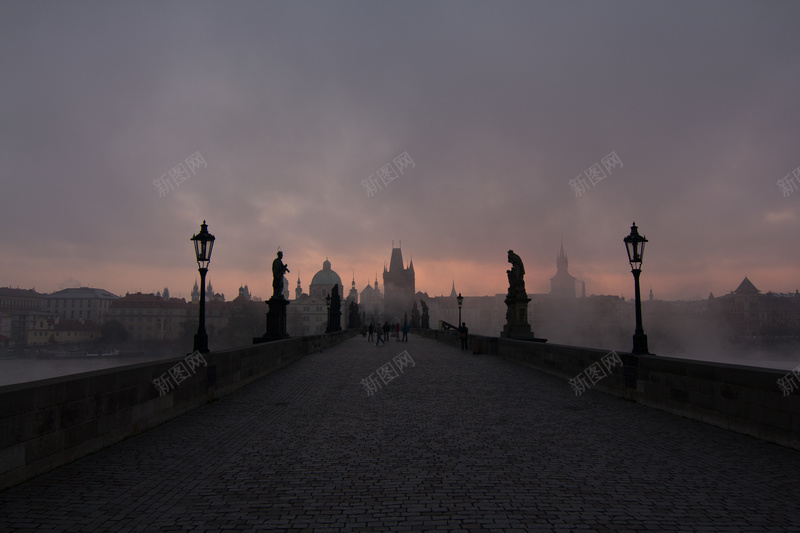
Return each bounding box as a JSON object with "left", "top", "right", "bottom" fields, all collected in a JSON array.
[{"left": 557, "top": 239, "right": 568, "bottom": 272}]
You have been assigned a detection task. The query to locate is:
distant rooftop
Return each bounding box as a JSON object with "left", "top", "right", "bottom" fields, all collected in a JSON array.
[
  {"left": 734, "top": 276, "right": 760, "bottom": 295},
  {"left": 0, "top": 287, "right": 44, "bottom": 298},
  {"left": 46, "top": 287, "right": 119, "bottom": 300},
  {"left": 108, "top": 293, "right": 191, "bottom": 311}
]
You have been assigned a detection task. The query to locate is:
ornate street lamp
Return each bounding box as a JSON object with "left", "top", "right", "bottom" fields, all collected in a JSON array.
[
  {"left": 623, "top": 222, "right": 649, "bottom": 355},
  {"left": 190, "top": 220, "right": 215, "bottom": 353},
  {"left": 457, "top": 292, "right": 464, "bottom": 328}
]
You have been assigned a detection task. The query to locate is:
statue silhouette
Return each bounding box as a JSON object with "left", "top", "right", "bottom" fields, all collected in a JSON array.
[
  {"left": 272, "top": 251, "right": 289, "bottom": 299},
  {"left": 506, "top": 249, "right": 527, "bottom": 299}
]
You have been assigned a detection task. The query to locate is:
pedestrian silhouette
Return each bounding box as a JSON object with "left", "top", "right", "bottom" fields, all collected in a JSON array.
[
  {"left": 459, "top": 322, "right": 469, "bottom": 351},
  {"left": 375, "top": 322, "right": 385, "bottom": 346}
]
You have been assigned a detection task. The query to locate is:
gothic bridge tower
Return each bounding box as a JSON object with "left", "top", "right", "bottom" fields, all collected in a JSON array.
[{"left": 383, "top": 242, "right": 415, "bottom": 322}]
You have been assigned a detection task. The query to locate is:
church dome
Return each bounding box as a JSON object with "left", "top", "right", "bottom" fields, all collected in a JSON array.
[{"left": 310, "top": 259, "right": 342, "bottom": 288}]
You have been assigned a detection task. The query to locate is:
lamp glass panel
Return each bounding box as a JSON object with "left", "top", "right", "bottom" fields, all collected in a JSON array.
[
  {"left": 206, "top": 239, "right": 214, "bottom": 261},
  {"left": 625, "top": 240, "right": 635, "bottom": 264}
]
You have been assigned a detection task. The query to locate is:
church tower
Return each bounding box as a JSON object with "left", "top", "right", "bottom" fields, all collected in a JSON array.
[
  {"left": 383, "top": 242, "right": 415, "bottom": 321},
  {"left": 191, "top": 280, "right": 200, "bottom": 303},
  {"left": 237, "top": 285, "right": 251, "bottom": 301},
  {"left": 348, "top": 273, "right": 358, "bottom": 303},
  {"left": 550, "top": 240, "right": 577, "bottom": 298},
  {"left": 557, "top": 241, "right": 568, "bottom": 272},
  {"left": 359, "top": 274, "right": 383, "bottom": 323}
]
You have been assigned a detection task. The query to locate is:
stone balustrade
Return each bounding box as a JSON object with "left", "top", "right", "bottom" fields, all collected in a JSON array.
[{"left": 0, "top": 330, "right": 356, "bottom": 490}]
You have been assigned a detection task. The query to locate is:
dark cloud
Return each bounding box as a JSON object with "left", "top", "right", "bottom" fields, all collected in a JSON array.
[{"left": 1, "top": 0, "right": 799, "bottom": 300}]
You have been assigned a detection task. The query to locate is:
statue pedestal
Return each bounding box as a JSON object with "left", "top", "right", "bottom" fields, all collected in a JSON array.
[
  {"left": 326, "top": 310, "right": 342, "bottom": 333},
  {"left": 253, "top": 296, "right": 289, "bottom": 343},
  {"left": 501, "top": 296, "right": 544, "bottom": 341}
]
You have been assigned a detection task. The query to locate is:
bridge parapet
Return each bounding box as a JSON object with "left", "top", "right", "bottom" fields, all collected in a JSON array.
[
  {"left": 0, "top": 330, "right": 356, "bottom": 491},
  {"left": 416, "top": 329, "right": 800, "bottom": 451}
]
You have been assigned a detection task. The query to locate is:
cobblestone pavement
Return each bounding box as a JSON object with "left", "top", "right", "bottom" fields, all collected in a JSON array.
[{"left": 1, "top": 335, "right": 799, "bottom": 532}]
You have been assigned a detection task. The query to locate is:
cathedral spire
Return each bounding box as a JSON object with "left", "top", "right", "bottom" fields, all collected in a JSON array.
[
  {"left": 191, "top": 279, "right": 200, "bottom": 303},
  {"left": 557, "top": 239, "right": 569, "bottom": 273},
  {"left": 551, "top": 240, "right": 577, "bottom": 298}
]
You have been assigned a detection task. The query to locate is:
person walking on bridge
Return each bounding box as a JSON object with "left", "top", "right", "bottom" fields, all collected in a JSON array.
[
  {"left": 375, "top": 322, "right": 385, "bottom": 346},
  {"left": 459, "top": 322, "right": 469, "bottom": 351},
  {"left": 368, "top": 323, "right": 374, "bottom": 342}
]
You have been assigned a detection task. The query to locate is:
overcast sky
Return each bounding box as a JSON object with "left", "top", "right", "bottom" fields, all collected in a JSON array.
[{"left": 1, "top": 0, "right": 798, "bottom": 302}]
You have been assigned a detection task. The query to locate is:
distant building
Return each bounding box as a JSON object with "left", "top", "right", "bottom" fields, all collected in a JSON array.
[
  {"left": 345, "top": 275, "right": 359, "bottom": 328},
  {"left": 287, "top": 262, "right": 346, "bottom": 336},
  {"left": 710, "top": 277, "right": 800, "bottom": 340},
  {"left": 201, "top": 300, "right": 232, "bottom": 339},
  {"left": 421, "top": 282, "right": 507, "bottom": 336},
  {"left": 347, "top": 275, "right": 359, "bottom": 305},
  {"left": 27, "top": 317, "right": 101, "bottom": 346},
  {"left": 286, "top": 277, "right": 328, "bottom": 336},
  {"left": 550, "top": 241, "right": 578, "bottom": 298},
  {"left": 309, "top": 259, "right": 343, "bottom": 301},
  {"left": 423, "top": 242, "right": 583, "bottom": 339},
  {"left": 0, "top": 287, "right": 45, "bottom": 347},
  {"left": 287, "top": 295, "right": 328, "bottom": 336},
  {"left": 424, "top": 283, "right": 458, "bottom": 328},
  {"left": 383, "top": 244, "right": 415, "bottom": 322},
  {"left": 359, "top": 276, "right": 383, "bottom": 324},
  {"left": 206, "top": 281, "right": 225, "bottom": 302},
  {"left": 0, "top": 287, "right": 43, "bottom": 312},
  {"left": 235, "top": 285, "right": 252, "bottom": 302},
  {"left": 44, "top": 287, "right": 119, "bottom": 323},
  {"left": 282, "top": 276, "right": 290, "bottom": 301},
  {"left": 106, "top": 293, "right": 191, "bottom": 342},
  {"left": 0, "top": 311, "right": 11, "bottom": 347},
  {"left": 190, "top": 280, "right": 225, "bottom": 303}
]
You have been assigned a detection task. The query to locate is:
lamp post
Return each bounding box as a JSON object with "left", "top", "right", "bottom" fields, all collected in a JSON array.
[
  {"left": 190, "top": 220, "right": 215, "bottom": 353},
  {"left": 457, "top": 292, "right": 464, "bottom": 328},
  {"left": 623, "top": 222, "right": 649, "bottom": 355}
]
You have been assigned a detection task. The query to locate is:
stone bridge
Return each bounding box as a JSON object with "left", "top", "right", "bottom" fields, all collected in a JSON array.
[{"left": 1, "top": 333, "right": 798, "bottom": 531}]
